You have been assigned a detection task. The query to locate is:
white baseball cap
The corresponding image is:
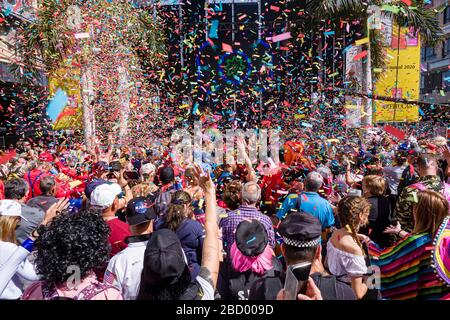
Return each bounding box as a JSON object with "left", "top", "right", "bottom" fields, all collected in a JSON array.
[
  {"left": 0, "top": 200, "right": 28, "bottom": 221},
  {"left": 90, "top": 183, "right": 123, "bottom": 210},
  {"left": 140, "top": 163, "right": 156, "bottom": 176}
]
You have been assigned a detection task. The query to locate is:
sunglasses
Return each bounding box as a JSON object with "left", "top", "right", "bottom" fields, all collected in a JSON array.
[{"left": 117, "top": 192, "right": 125, "bottom": 199}]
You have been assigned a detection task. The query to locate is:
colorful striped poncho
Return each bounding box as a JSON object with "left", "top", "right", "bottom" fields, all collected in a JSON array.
[{"left": 368, "top": 231, "right": 450, "bottom": 300}]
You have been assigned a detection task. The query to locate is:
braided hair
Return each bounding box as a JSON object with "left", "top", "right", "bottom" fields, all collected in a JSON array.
[
  {"left": 337, "top": 196, "right": 371, "bottom": 253},
  {"left": 166, "top": 190, "right": 192, "bottom": 232}
]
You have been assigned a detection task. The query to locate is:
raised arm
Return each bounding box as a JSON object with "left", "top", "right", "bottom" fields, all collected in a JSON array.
[
  {"left": 193, "top": 164, "right": 219, "bottom": 289},
  {"left": 237, "top": 137, "right": 257, "bottom": 183}
]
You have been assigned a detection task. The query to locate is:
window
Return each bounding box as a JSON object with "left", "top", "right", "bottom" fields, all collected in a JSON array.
[
  {"left": 421, "top": 46, "right": 436, "bottom": 61},
  {"left": 422, "top": 73, "right": 443, "bottom": 93},
  {"left": 444, "top": 70, "right": 450, "bottom": 92},
  {"left": 444, "top": 6, "right": 450, "bottom": 25},
  {"left": 444, "top": 38, "right": 450, "bottom": 58}
]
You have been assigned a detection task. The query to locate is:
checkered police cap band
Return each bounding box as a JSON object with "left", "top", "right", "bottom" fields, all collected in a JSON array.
[{"left": 282, "top": 236, "right": 321, "bottom": 248}]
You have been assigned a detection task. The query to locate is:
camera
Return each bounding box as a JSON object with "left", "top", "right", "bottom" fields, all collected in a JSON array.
[{"left": 108, "top": 160, "right": 122, "bottom": 172}]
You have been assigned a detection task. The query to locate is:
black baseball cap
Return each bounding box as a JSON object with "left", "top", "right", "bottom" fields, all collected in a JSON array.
[
  {"left": 235, "top": 220, "right": 268, "bottom": 257},
  {"left": 142, "top": 229, "right": 188, "bottom": 286},
  {"left": 93, "top": 161, "right": 109, "bottom": 172},
  {"left": 85, "top": 179, "right": 108, "bottom": 199},
  {"left": 126, "top": 197, "right": 156, "bottom": 226},
  {"left": 159, "top": 166, "right": 175, "bottom": 185}
]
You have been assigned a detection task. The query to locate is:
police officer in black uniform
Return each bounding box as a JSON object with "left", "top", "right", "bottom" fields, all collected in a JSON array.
[{"left": 249, "top": 213, "right": 356, "bottom": 300}]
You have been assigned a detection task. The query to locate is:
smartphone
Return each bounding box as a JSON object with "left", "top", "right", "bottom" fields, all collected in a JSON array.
[
  {"left": 106, "top": 172, "right": 116, "bottom": 179},
  {"left": 283, "top": 262, "right": 312, "bottom": 300},
  {"left": 348, "top": 188, "right": 362, "bottom": 197},
  {"left": 123, "top": 171, "right": 140, "bottom": 181},
  {"left": 109, "top": 160, "right": 122, "bottom": 172}
]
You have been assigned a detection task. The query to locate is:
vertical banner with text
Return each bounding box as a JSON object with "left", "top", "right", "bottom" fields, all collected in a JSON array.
[{"left": 373, "top": 19, "right": 420, "bottom": 123}]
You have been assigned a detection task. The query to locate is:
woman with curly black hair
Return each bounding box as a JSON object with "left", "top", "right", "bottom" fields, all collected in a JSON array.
[{"left": 22, "top": 210, "right": 122, "bottom": 300}]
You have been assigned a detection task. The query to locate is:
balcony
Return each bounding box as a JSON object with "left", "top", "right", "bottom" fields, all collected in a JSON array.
[
  {"left": 428, "top": 58, "right": 450, "bottom": 71},
  {"left": 444, "top": 24, "right": 450, "bottom": 35}
]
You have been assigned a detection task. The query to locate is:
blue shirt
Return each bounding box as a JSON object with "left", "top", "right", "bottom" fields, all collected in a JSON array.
[
  {"left": 276, "top": 192, "right": 335, "bottom": 230},
  {"left": 155, "top": 218, "right": 205, "bottom": 279}
]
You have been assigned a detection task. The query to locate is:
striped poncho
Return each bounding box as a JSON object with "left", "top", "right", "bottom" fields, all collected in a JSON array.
[{"left": 368, "top": 232, "right": 450, "bottom": 300}]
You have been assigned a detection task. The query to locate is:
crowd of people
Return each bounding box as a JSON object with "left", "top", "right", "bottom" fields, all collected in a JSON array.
[{"left": 0, "top": 129, "right": 449, "bottom": 300}]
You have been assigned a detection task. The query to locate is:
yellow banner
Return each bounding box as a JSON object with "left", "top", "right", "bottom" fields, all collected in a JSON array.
[
  {"left": 373, "top": 24, "right": 420, "bottom": 123},
  {"left": 48, "top": 62, "right": 83, "bottom": 130}
]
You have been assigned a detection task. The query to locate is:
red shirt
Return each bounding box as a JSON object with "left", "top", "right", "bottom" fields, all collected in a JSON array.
[
  {"left": 105, "top": 218, "right": 130, "bottom": 257},
  {"left": 0, "top": 180, "right": 4, "bottom": 200},
  {"left": 23, "top": 169, "right": 50, "bottom": 201}
]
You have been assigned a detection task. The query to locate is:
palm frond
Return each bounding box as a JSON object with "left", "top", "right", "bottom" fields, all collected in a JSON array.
[
  {"left": 370, "top": 29, "right": 387, "bottom": 81},
  {"left": 386, "top": 1, "right": 444, "bottom": 45},
  {"left": 10, "top": 0, "right": 166, "bottom": 88},
  {"left": 306, "top": 0, "right": 374, "bottom": 16}
]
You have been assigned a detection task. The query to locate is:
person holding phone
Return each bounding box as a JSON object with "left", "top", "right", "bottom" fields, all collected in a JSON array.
[{"left": 249, "top": 212, "right": 356, "bottom": 300}]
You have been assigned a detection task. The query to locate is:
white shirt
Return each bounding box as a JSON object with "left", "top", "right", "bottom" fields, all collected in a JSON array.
[
  {"left": 0, "top": 241, "right": 39, "bottom": 300},
  {"left": 326, "top": 241, "right": 367, "bottom": 284},
  {"left": 196, "top": 272, "right": 214, "bottom": 300},
  {"left": 104, "top": 240, "right": 147, "bottom": 300},
  {"left": 104, "top": 237, "right": 214, "bottom": 301}
]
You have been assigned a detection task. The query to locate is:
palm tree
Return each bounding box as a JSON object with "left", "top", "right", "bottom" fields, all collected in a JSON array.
[
  {"left": 11, "top": 0, "right": 166, "bottom": 147},
  {"left": 297, "top": 0, "right": 444, "bottom": 126}
]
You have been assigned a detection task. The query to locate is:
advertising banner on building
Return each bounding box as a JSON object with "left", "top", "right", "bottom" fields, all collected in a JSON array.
[
  {"left": 48, "top": 64, "right": 83, "bottom": 130},
  {"left": 373, "top": 19, "right": 420, "bottom": 123}
]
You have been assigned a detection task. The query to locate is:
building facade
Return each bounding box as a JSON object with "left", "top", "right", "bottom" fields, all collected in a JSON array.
[
  {"left": 420, "top": 0, "right": 450, "bottom": 105},
  {"left": 0, "top": 0, "right": 48, "bottom": 147}
]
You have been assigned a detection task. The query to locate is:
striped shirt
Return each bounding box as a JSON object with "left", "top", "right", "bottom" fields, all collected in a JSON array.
[
  {"left": 219, "top": 205, "right": 275, "bottom": 252},
  {"left": 368, "top": 233, "right": 450, "bottom": 300}
]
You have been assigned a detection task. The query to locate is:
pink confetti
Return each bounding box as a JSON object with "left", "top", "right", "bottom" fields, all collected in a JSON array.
[{"left": 270, "top": 32, "right": 292, "bottom": 43}]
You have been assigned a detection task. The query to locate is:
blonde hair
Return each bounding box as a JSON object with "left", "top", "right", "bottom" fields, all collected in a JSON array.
[
  {"left": 0, "top": 216, "right": 20, "bottom": 243},
  {"left": 413, "top": 190, "right": 449, "bottom": 236},
  {"left": 167, "top": 191, "right": 192, "bottom": 231},
  {"left": 363, "top": 175, "right": 386, "bottom": 197},
  {"left": 431, "top": 136, "right": 447, "bottom": 147},
  {"left": 131, "top": 183, "right": 153, "bottom": 198}
]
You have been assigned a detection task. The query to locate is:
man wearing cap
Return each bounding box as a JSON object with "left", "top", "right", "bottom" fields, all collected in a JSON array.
[
  {"left": 249, "top": 212, "right": 355, "bottom": 300},
  {"left": 90, "top": 182, "right": 131, "bottom": 257},
  {"left": 153, "top": 166, "right": 180, "bottom": 217},
  {"left": 137, "top": 229, "right": 215, "bottom": 300},
  {"left": 218, "top": 220, "right": 283, "bottom": 300},
  {"left": 104, "top": 197, "right": 156, "bottom": 300}
]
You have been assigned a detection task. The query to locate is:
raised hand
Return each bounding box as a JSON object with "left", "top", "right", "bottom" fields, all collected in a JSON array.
[
  {"left": 42, "top": 198, "right": 70, "bottom": 226},
  {"left": 438, "top": 145, "right": 450, "bottom": 161},
  {"left": 193, "top": 164, "right": 215, "bottom": 194}
]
